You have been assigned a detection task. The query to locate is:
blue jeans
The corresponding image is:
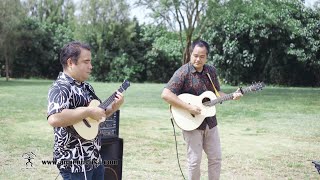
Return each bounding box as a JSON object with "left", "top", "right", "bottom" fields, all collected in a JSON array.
[{"left": 60, "top": 165, "right": 104, "bottom": 180}]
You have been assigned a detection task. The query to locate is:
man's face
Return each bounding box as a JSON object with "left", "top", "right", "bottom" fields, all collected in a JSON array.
[
  {"left": 69, "top": 48, "right": 92, "bottom": 82},
  {"left": 190, "top": 45, "right": 208, "bottom": 72}
]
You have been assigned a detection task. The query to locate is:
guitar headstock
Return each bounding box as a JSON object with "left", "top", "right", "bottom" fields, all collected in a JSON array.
[
  {"left": 120, "top": 79, "right": 130, "bottom": 91},
  {"left": 248, "top": 82, "right": 265, "bottom": 92}
]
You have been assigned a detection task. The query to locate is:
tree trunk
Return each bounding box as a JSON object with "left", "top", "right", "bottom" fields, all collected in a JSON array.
[
  {"left": 5, "top": 55, "right": 9, "bottom": 81},
  {"left": 183, "top": 36, "right": 192, "bottom": 64},
  {"left": 4, "top": 48, "right": 9, "bottom": 81}
]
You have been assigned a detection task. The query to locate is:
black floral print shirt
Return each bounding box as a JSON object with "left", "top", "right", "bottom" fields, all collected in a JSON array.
[{"left": 47, "top": 72, "right": 101, "bottom": 173}]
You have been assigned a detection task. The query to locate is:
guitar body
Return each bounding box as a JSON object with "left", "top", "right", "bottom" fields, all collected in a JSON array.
[
  {"left": 170, "top": 82, "right": 265, "bottom": 131},
  {"left": 71, "top": 80, "right": 130, "bottom": 140},
  {"left": 73, "top": 99, "right": 104, "bottom": 140},
  {"left": 171, "top": 91, "right": 217, "bottom": 131}
]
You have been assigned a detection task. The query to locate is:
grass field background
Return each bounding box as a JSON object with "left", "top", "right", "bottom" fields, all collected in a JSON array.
[{"left": 0, "top": 78, "right": 319, "bottom": 179}]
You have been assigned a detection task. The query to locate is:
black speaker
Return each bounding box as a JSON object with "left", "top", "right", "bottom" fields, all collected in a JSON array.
[
  {"left": 101, "top": 138, "right": 123, "bottom": 180},
  {"left": 100, "top": 110, "right": 120, "bottom": 140}
]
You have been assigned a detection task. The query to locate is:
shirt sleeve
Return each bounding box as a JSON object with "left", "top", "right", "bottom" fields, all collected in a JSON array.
[
  {"left": 165, "top": 67, "right": 185, "bottom": 95},
  {"left": 47, "top": 83, "right": 71, "bottom": 118}
]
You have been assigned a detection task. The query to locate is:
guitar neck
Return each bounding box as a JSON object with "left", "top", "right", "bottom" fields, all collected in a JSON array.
[
  {"left": 98, "top": 88, "right": 125, "bottom": 110},
  {"left": 208, "top": 86, "right": 253, "bottom": 106}
]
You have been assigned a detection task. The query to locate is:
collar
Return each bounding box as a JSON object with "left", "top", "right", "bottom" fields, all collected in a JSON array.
[
  {"left": 189, "top": 63, "right": 208, "bottom": 74},
  {"left": 58, "top": 72, "right": 84, "bottom": 86}
]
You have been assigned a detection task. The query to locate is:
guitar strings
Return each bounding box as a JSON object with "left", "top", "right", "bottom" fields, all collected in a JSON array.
[
  {"left": 99, "top": 86, "right": 125, "bottom": 110},
  {"left": 204, "top": 86, "right": 253, "bottom": 106}
]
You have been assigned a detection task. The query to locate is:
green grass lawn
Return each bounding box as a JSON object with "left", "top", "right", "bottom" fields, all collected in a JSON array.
[{"left": 0, "top": 78, "right": 319, "bottom": 179}]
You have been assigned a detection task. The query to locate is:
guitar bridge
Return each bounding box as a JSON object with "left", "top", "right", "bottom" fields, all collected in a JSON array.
[{"left": 83, "top": 119, "right": 91, "bottom": 128}]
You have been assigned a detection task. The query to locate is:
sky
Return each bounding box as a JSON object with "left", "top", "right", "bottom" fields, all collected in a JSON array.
[
  {"left": 129, "top": 0, "right": 319, "bottom": 24},
  {"left": 305, "top": 0, "right": 318, "bottom": 6},
  {"left": 128, "top": 0, "right": 152, "bottom": 24},
  {"left": 73, "top": 0, "right": 319, "bottom": 24}
]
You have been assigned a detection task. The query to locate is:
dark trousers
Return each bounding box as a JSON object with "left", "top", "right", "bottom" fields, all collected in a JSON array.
[{"left": 60, "top": 164, "right": 104, "bottom": 180}]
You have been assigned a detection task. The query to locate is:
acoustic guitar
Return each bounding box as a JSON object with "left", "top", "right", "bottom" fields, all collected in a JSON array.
[
  {"left": 170, "top": 82, "right": 265, "bottom": 131},
  {"left": 73, "top": 80, "right": 130, "bottom": 140}
]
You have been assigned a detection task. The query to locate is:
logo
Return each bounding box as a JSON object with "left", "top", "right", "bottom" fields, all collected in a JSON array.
[{"left": 22, "top": 152, "right": 36, "bottom": 169}]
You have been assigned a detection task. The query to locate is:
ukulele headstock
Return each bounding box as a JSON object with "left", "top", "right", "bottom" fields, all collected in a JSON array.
[
  {"left": 249, "top": 82, "right": 265, "bottom": 92},
  {"left": 120, "top": 79, "right": 130, "bottom": 92}
]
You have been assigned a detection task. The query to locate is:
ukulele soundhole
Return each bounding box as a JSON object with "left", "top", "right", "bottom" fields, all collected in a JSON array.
[
  {"left": 202, "top": 97, "right": 210, "bottom": 106},
  {"left": 83, "top": 119, "right": 91, "bottom": 128}
]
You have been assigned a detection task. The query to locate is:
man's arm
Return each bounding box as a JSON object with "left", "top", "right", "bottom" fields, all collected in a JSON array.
[
  {"left": 48, "top": 92, "right": 124, "bottom": 128},
  {"left": 161, "top": 88, "right": 201, "bottom": 115},
  {"left": 48, "top": 106, "right": 106, "bottom": 127},
  {"left": 218, "top": 90, "right": 242, "bottom": 100}
]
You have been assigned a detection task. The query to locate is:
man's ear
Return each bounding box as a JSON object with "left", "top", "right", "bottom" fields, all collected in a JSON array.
[{"left": 66, "top": 58, "right": 73, "bottom": 68}]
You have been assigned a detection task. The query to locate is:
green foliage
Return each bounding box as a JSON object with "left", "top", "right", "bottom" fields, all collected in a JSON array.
[
  {"left": 204, "top": 0, "right": 320, "bottom": 86},
  {"left": 13, "top": 18, "right": 74, "bottom": 79},
  {"left": 142, "top": 25, "right": 182, "bottom": 82},
  {"left": 11, "top": 0, "right": 76, "bottom": 79},
  {"left": 76, "top": 0, "right": 181, "bottom": 83},
  {"left": 0, "top": 0, "right": 25, "bottom": 80},
  {"left": 90, "top": 23, "right": 181, "bottom": 83},
  {"left": 2, "top": 0, "right": 320, "bottom": 86},
  {"left": 76, "top": 0, "right": 133, "bottom": 82},
  {"left": 137, "top": 0, "right": 209, "bottom": 64},
  {"left": 25, "top": 0, "right": 76, "bottom": 25}
]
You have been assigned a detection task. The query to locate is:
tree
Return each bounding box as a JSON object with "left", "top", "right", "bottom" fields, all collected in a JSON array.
[
  {"left": 25, "top": 0, "right": 75, "bottom": 25},
  {"left": 11, "top": 0, "right": 76, "bottom": 79},
  {"left": 136, "top": 0, "right": 213, "bottom": 64},
  {"left": 0, "top": 0, "right": 24, "bottom": 81},
  {"left": 76, "top": 0, "right": 135, "bottom": 82},
  {"left": 138, "top": 24, "right": 182, "bottom": 82},
  {"left": 203, "top": 0, "right": 320, "bottom": 86},
  {"left": 13, "top": 18, "right": 74, "bottom": 79}
]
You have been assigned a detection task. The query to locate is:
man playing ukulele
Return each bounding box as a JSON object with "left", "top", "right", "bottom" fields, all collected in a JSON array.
[{"left": 47, "top": 41, "right": 124, "bottom": 180}]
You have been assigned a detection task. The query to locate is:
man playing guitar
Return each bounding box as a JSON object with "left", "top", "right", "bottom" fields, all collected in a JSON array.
[{"left": 161, "top": 40, "right": 242, "bottom": 180}]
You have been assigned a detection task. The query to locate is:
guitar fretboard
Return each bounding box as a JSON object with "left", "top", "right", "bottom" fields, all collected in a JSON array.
[
  {"left": 204, "top": 86, "right": 254, "bottom": 106},
  {"left": 98, "top": 87, "right": 126, "bottom": 110}
]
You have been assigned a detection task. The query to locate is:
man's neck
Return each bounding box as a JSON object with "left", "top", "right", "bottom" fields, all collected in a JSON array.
[{"left": 63, "top": 71, "right": 83, "bottom": 84}]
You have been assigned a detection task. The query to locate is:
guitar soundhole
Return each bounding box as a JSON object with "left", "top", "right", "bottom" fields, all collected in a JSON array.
[
  {"left": 202, "top": 97, "right": 210, "bottom": 105},
  {"left": 83, "top": 119, "right": 91, "bottom": 128}
]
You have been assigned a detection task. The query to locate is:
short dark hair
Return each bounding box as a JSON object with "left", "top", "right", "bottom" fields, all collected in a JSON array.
[
  {"left": 189, "top": 40, "right": 210, "bottom": 55},
  {"left": 60, "top": 41, "right": 91, "bottom": 69}
]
